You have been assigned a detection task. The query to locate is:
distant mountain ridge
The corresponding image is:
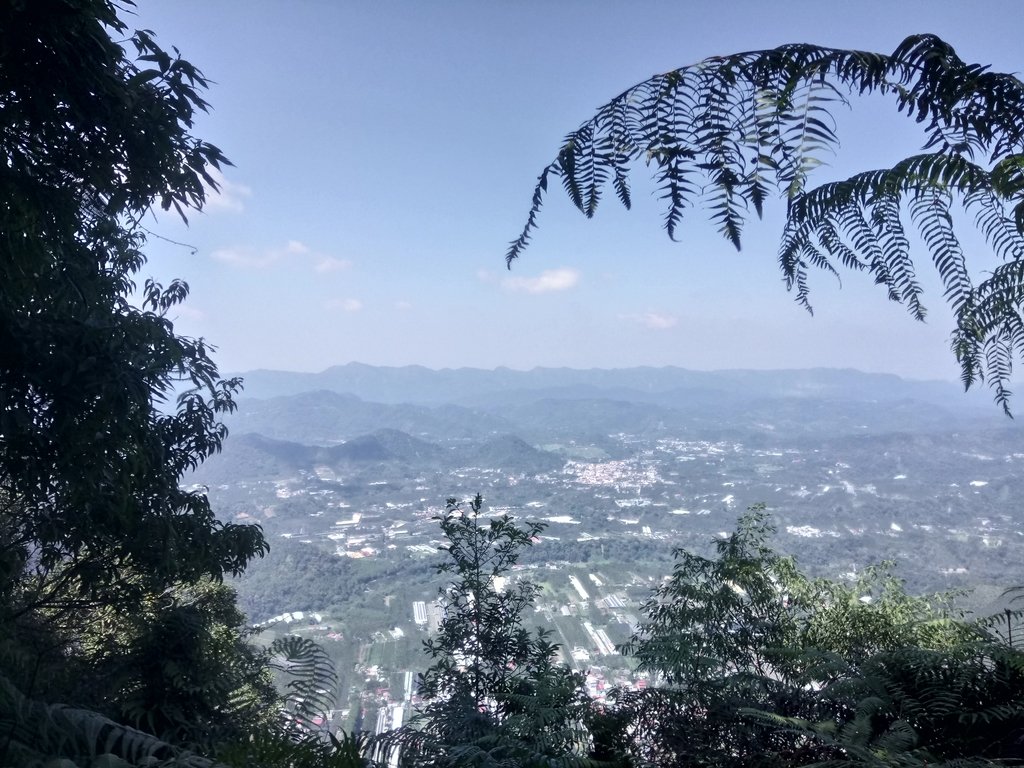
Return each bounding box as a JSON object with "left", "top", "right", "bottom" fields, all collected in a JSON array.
[
  {"left": 233, "top": 362, "right": 988, "bottom": 410},
  {"left": 219, "top": 364, "right": 1010, "bottom": 447}
]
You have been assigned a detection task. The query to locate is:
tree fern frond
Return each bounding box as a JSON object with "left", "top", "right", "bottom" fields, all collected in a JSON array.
[
  {"left": 984, "top": 335, "right": 1015, "bottom": 414},
  {"left": 269, "top": 634, "right": 337, "bottom": 735},
  {"left": 505, "top": 163, "right": 557, "bottom": 266},
  {"left": 0, "top": 673, "right": 215, "bottom": 767},
  {"left": 603, "top": 99, "right": 640, "bottom": 209},
  {"left": 816, "top": 217, "right": 864, "bottom": 272},
  {"left": 965, "top": 184, "right": 1024, "bottom": 264},
  {"left": 870, "top": 194, "right": 923, "bottom": 317},
  {"left": 910, "top": 188, "right": 971, "bottom": 315},
  {"left": 511, "top": 33, "right": 1024, "bottom": 409},
  {"left": 556, "top": 132, "right": 587, "bottom": 213}
]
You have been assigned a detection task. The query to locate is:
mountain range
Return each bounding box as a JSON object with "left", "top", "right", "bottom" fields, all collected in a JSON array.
[
  {"left": 219, "top": 364, "right": 1007, "bottom": 448},
  {"left": 232, "top": 363, "right": 989, "bottom": 408}
]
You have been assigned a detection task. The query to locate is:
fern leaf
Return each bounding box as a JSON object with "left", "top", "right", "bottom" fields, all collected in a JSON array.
[
  {"left": 269, "top": 635, "right": 337, "bottom": 734},
  {"left": 510, "top": 33, "right": 1024, "bottom": 409}
]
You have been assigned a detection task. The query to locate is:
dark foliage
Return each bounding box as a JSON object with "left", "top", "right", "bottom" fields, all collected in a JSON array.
[
  {"left": 382, "top": 495, "right": 590, "bottom": 767},
  {"left": 0, "top": 2, "right": 277, "bottom": 764},
  {"left": 608, "top": 511, "right": 1024, "bottom": 768},
  {"left": 0, "top": 0, "right": 267, "bottom": 608}
]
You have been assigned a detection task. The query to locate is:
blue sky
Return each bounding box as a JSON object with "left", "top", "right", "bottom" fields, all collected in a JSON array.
[{"left": 133, "top": 1, "right": 1022, "bottom": 382}]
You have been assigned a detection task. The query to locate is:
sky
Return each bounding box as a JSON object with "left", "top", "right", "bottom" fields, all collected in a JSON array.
[{"left": 131, "top": 1, "right": 1023, "bottom": 382}]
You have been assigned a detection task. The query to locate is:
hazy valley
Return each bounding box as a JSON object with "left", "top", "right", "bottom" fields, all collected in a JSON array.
[{"left": 190, "top": 364, "right": 1024, "bottom": 733}]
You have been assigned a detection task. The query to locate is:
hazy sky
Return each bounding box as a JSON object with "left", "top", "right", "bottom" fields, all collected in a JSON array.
[{"left": 133, "top": 1, "right": 1022, "bottom": 381}]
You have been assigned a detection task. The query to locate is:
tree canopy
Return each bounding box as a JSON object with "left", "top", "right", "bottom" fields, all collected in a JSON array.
[
  {"left": 387, "top": 495, "right": 589, "bottom": 767},
  {"left": 0, "top": 0, "right": 267, "bottom": 608},
  {"left": 611, "top": 510, "right": 1023, "bottom": 768},
  {"left": 0, "top": 2, "right": 279, "bottom": 764},
  {"left": 508, "top": 34, "right": 1024, "bottom": 411}
]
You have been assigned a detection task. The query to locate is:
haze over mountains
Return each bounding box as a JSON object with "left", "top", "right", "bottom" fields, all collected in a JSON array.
[
  {"left": 222, "top": 363, "right": 1005, "bottom": 449},
  {"left": 193, "top": 358, "right": 1024, "bottom": 710},
  {"left": 235, "top": 362, "right": 986, "bottom": 406},
  {"left": 193, "top": 362, "right": 1021, "bottom": 495},
  {"left": 202, "top": 362, "right": 1024, "bottom": 624}
]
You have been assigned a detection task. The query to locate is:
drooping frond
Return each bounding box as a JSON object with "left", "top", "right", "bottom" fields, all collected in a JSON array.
[
  {"left": 268, "top": 634, "right": 337, "bottom": 735},
  {"left": 509, "top": 34, "right": 1024, "bottom": 410},
  {"left": 779, "top": 154, "right": 989, "bottom": 318},
  {"left": 0, "top": 673, "right": 215, "bottom": 768}
]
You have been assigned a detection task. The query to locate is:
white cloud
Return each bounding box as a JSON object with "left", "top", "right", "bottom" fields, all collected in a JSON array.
[
  {"left": 642, "top": 312, "right": 679, "bottom": 330},
  {"left": 502, "top": 267, "right": 580, "bottom": 294},
  {"left": 326, "top": 297, "right": 363, "bottom": 312},
  {"left": 622, "top": 311, "right": 680, "bottom": 330},
  {"left": 210, "top": 246, "right": 276, "bottom": 268},
  {"left": 210, "top": 240, "right": 350, "bottom": 273},
  {"left": 395, "top": 300, "right": 413, "bottom": 310},
  {"left": 314, "top": 256, "right": 352, "bottom": 273},
  {"left": 202, "top": 167, "right": 252, "bottom": 213}
]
